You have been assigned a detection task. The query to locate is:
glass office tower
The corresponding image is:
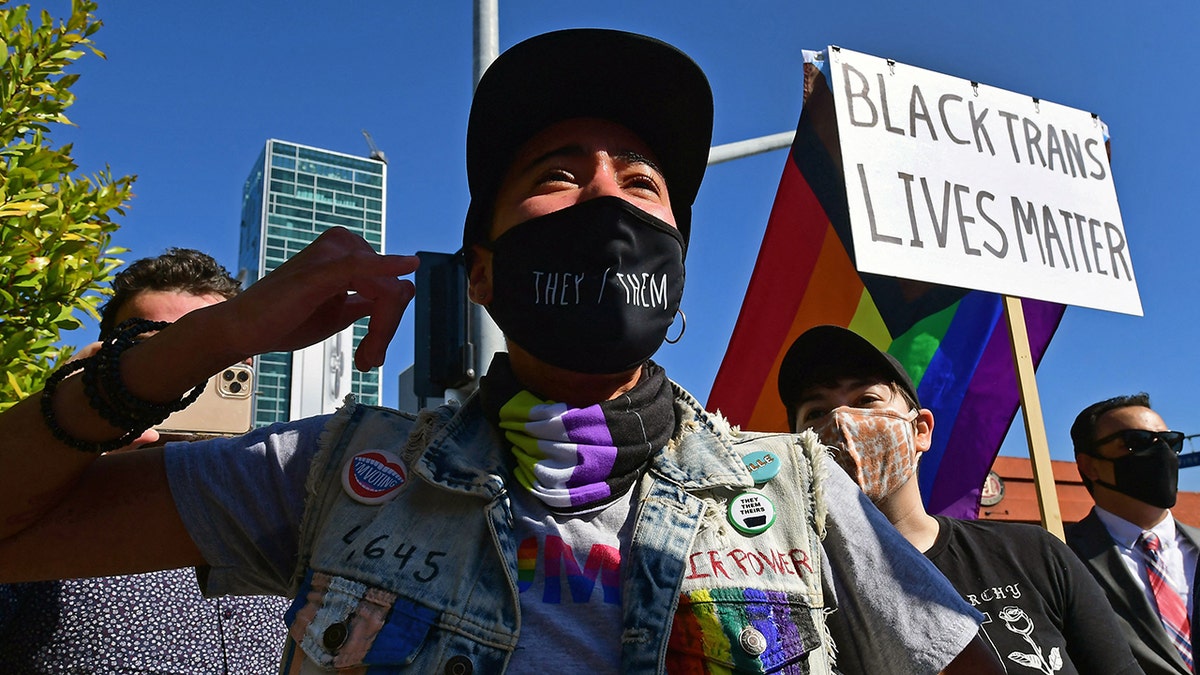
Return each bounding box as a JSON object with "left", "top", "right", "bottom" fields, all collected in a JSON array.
[{"left": 238, "top": 139, "right": 386, "bottom": 426}]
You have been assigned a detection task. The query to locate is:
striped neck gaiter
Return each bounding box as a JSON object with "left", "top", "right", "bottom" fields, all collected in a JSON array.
[{"left": 479, "top": 355, "right": 675, "bottom": 513}]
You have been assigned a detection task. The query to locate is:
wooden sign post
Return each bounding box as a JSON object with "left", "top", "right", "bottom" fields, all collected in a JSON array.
[{"left": 1003, "top": 296, "right": 1064, "bottom": 539}]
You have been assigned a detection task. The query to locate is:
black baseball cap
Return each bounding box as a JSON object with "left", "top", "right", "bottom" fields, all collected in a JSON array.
[
  {"left": 777, "top": 325, "right": 920, "bottom": 412},
  {"left": 462, "top": 28, "right": 713, "bottom": 258}
]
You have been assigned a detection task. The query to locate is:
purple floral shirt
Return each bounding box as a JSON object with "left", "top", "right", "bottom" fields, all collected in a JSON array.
[{"left": 0, "top": 569, "right": 289, "bottom": 674}]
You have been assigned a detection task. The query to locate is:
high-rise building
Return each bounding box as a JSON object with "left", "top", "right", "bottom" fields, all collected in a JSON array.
[{"left": 238, "top": 139, "right": 386, "bottom": 427}]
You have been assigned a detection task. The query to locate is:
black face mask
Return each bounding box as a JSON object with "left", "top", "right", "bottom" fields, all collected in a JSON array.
[
  {"left": 484, "top": 196, "right": 685, "bottom": 374},
  {"left": 1094, "top": 441, "right": 1180, "bottom": 509}
]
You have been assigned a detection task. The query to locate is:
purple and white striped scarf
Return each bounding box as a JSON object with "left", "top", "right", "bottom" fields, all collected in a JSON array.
[{"left": 479, "top": 355, "right": 675, "bottom": 513}]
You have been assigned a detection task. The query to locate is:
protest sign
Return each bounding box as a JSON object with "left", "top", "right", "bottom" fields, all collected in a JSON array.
[{"left": 826, "top": 46, "right": 1141, "bottom": 315}]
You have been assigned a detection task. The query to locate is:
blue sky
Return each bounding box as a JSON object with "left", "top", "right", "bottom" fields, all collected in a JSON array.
[{"left": 46, "top": 2, "right": 1200, "bottom": 490}]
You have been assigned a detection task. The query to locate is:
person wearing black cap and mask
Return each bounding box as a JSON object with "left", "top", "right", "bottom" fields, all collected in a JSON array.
[
  {"left": 1, "top": 30, "right": 990, "bottom": 674},
  {"left": 1068, "top": 393, "right": 1199, "bottom": 675},
  {"left": 779, "top": 325, "right": 1141, "bottom": 675}
]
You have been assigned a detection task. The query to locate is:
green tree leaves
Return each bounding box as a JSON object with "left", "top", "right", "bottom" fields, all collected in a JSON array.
[{"left": 0, "top": 0, "right": 135, "bottom": 410}]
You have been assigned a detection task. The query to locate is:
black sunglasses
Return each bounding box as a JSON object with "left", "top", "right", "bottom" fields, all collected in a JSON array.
[{"left": 1090, "top": 429, "right": 1185, "bottom": 455}]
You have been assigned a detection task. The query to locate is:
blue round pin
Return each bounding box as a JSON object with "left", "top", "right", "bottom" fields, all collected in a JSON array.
[{"left": 743, "top": 450, "right": 781, "bottom": 484}]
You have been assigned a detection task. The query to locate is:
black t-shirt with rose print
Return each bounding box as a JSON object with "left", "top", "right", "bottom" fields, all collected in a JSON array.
[{"left": 927, "top": 515, "right": 1142, "bottom": 675}]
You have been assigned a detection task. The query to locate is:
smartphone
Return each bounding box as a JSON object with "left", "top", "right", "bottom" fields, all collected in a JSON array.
[{"left": 154, "top": 364, "right": 254, "bottom": 441}]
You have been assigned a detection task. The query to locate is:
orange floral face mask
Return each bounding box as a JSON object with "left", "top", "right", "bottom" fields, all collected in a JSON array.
[{"left": 812, "top": 406, "right": 919, "bottom": 501}]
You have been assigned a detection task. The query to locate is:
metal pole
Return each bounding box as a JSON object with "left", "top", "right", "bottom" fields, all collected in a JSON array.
[
  {"left": 708, "top": 131, "right": 795, "bottom": 165},
  {"left": 472, "top": 0, "right": 499, "bottom": 86},
  {"left": 450, "top": 0, "right": 505, "bottom": 404}
]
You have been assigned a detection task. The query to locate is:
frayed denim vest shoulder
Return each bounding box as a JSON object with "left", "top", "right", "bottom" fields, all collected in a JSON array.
[{"left": 279, "top": 384, "right": 833, "bottom": 674}]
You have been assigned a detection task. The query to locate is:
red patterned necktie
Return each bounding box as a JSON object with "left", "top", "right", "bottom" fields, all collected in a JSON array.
[{"left": 1139, "top": 531, "right": 1194, "bottom": 671}]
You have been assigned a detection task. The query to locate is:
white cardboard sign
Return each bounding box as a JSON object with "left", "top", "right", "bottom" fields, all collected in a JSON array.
[{"left": 825, "top": 46, "right": 1142, "bottom": 316}]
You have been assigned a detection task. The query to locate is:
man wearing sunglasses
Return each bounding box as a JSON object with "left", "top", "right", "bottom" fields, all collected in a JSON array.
[{"left": 1067, "top": 392, "right": 1197, "bottom": 675}]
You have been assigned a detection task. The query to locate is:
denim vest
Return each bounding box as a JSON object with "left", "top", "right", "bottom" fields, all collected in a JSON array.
[{"left": 280, "top": 385, "right": 833, "bottom": 674}]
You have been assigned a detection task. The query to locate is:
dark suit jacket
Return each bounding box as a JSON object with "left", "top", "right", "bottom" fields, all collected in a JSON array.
[{"left": 1066, "top": 509, "right": 1200, "bottom": 675}]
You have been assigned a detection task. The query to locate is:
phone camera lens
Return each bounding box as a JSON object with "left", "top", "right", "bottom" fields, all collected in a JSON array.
[
  {"left": 222, "top": 370, "right": 235, "bottom": 381},
  {"left": 228, "top": 381, "right": 243, "bottom": 394},
  {"left": 237, "top": 371, "right": 250, "bottom": 382}
]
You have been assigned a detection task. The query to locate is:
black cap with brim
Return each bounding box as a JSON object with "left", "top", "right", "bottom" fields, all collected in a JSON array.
[
  {"left": 777, "top": 325, "right": 921, "bottom": 412},
  {"left": 463, "top": 28, "right": 713, "bottom": 257}
]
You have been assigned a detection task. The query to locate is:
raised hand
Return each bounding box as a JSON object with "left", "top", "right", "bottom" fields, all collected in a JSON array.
[{"left": 209, "top": 227, "right": 419, "bottom": 371}]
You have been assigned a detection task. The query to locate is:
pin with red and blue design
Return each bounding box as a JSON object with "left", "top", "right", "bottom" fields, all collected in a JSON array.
[{"left": 342, "top": 449, "right": 408, "bottom": 505}]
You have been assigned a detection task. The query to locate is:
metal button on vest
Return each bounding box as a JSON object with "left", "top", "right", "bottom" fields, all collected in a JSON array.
[
  {"left": 739, "top": 625, "right": 767, "bottom": 656},
  {"left": 444, "top": 655, "right": 473, "bottom": 674},
  {"left": 322, "top": 621, "right": 348, "bottom": 652}
]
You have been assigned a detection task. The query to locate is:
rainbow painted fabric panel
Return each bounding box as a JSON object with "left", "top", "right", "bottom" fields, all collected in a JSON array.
[
  {"left": 666, "top": 588, "right": 819, "bottom": 673},
  {"left": 498, "top": 390, "right": 621, "bottom": 510},
  {"left": 706, "top": 53, "right": 1065, "bottom": 518}
]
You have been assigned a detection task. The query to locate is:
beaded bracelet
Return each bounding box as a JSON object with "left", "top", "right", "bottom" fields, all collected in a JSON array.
[
  {"left": 81, "top": 343, "right": 143, "bottom": 432},
  {"left": 41, "top": 356, "right": 143, "bottom": 454},
  {"left": 91, "top": 319, "right": 202, "bottom": 424},
  {"left": 40, "top": 318, "right": 205, "bottom": 454}
]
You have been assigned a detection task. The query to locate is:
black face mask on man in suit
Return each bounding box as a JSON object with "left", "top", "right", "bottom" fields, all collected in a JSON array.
[{"left": 1091, "top": 439, "right": 1181, "bottom": 509}]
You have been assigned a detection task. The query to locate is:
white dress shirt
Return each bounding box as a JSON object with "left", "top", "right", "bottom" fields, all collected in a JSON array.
[{"left": 1096, "top": 505, "right": 1198, "bottom": 617}]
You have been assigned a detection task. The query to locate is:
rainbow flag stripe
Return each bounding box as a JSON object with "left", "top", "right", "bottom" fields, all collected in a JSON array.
[
  {"left": 666, "top": 588, "right": 814, "bottom": 673},
  {"left": 517, "top": 537, "right": 538, "bottom": 592},
  {"left": 706, "top": 55, "right": 1064, "bottom": 518}
]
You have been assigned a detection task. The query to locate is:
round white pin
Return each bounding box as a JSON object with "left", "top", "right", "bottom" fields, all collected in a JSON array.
[{"left": 727, "top": 490, "right": 776, "bottom": 536}]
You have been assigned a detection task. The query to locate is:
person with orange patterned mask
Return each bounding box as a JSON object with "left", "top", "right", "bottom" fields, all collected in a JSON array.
[{"left": 780, "top": 325, "right": 1141, "bottom": 675}]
